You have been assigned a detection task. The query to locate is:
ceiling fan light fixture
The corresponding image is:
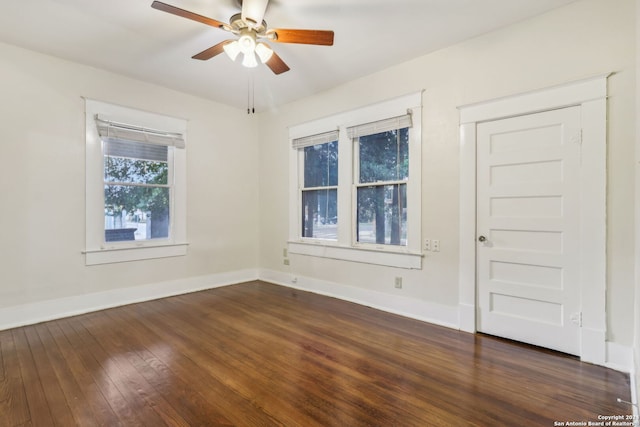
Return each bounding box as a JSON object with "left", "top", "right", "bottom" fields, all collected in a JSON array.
[
  {"left": 255, "top": 42, "right": 274, "bottom": 63},
  {"left": 223, "top": 40, "right": 241, "bottom": 61},
  {"left": 242, "top": 52, "right": 258, "bottom": 68},
  {"left": 238, "top": 30, "right": 257, "bottom": 55}
]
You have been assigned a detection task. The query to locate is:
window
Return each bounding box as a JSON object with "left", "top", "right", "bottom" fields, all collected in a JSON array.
[
  {"left": 294, "top": 131, "right": 339, "bottom": 241},
  {"left": 351, "top": 117, "right": 411, "bottom": 246},
  {"left": 288, "top": 92, "right": 422, "bottom": 269},
  {"left": 85, "top": 100, "right": 187, "bottom": 265}
]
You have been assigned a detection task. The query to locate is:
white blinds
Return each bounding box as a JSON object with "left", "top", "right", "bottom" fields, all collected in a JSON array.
[
  {"left": 95, "top": 115, "right": 186, "bottom": 149},
  {"left": 104, "top": 139, "right": 168, "bottom": 162},
  {"left": 346, "top": 112, "right": 413, "bottom": 139},
  {"left": 292, "top": 111, "right": 413, "bottom": 148},
  {"left": 291, "top": 130, "right": 339, "bottom": 149}
]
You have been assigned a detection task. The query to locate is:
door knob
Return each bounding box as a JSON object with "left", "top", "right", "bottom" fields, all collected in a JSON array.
[{"left": 478, "top": 235, "right": 487, "bottom": 242}]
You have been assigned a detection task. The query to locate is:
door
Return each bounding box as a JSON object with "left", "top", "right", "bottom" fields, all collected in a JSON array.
[{"left": 476, "top": 106, "right": 582, "bottom": 355}]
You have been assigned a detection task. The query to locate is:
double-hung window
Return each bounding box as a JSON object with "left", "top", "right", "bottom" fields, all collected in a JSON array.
[
  {"left": 294, "top": 131, "right": 339, "bottom": 241},
  {"left": 288, "top": 92, "right": 422, "bottom": 269},
  {"left": 351, "top": 116, "right": 411, "bottom": 246},
  {"left": 85, "top": 100, "right": 188, "bottom": 265}
]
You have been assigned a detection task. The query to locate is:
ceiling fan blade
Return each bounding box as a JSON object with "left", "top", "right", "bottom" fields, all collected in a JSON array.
[
  {"left": 241, "top": 0, "right": 269, "bottom": 27},
  {"left": 269, "top": 29, "right": 334, "bottom": 46},
  {"left": 265, "top": 51, "right": 290, "bottom": 75},
  {"left": 151, "top": 1, "right": 227, "bottom": 29},
  {"left": 192, "top": 40, "right": 231, "bottom": 60}
]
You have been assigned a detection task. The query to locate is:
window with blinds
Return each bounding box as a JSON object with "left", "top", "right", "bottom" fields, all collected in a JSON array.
[
  {"left": 351, "top": 114, "right": 411, "bottom": 246},
  {"left": 97, "top": 117, "right": 186, "bottom": 243},
  {"left": 293, "top": 131, "right": 339, "bottom": 240},
  {"left": 85, "top": 99, "right": 188, "bottom": 265},
  {"left": 288, "top": 92, "right": 422, "bottom": 268}
]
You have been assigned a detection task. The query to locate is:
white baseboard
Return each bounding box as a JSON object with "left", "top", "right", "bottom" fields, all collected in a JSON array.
[
  {"left": 0, "top": 269, "right": 258, "bottom": 331},
  {"left": 581, "top": 327, "right": 607, "bottom": 366},
  {"left": 458, "top": 303, "right": 476, "bottom": 333},
  {"left": 259, "top": 268, "right": 460, "bottom": 330},
  {"left": 604, "top": 341, "right": 634, "bottom": 373}
]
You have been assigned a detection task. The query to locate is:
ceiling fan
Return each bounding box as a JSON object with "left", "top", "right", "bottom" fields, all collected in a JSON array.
[{"left": 151, "top": 0, "right": 334, "bottom": 75}]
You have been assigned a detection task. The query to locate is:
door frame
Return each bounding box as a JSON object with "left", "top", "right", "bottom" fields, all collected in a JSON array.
[{"left": 457, "top": 74, "right": 610, "bottom": 364}]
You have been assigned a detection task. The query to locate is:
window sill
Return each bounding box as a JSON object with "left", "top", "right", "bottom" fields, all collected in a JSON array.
[
  {"left": 288, "top": 241, "right": 422, "bottom": 269},
  {"left": 84, "top": 242, "right": 188, "bottom": 265}
]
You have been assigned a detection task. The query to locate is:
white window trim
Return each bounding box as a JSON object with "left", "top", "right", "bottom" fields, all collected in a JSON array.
[
  {"left": 84, "top": 99, "right": 188, "bottom": 265},
  {"left": 288, "top": 92, "right": 423, "bottom": 269}
]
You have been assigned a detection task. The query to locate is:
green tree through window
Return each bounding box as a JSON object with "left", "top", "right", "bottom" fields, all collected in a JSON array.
[
  {"left": 302, "top": 141, "right": 338, "bottom": 239},
  {"left": 357, "top": 128, "right": 409, "bottom": 245},
  {"left": 104, "top": 139, "right": 171, "bottom": 241}
]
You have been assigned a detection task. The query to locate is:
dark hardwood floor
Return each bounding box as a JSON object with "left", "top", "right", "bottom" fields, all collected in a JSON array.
[{"left": 0, "top": 281, "right": 632, "bottom": 426}]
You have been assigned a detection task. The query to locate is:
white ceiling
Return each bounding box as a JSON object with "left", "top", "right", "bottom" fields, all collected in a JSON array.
[{"left": 1, "top": 0, "right": 579, "bottom": 111}]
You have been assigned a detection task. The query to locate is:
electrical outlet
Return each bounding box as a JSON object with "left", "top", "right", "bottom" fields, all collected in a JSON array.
[
  {"left": 432, "top": 240, "right": 440, "bottom": 252},
  {"left": 424, "top": 239, "right": 431, "bottom": 251},
  {"left": 283, "top": 248, "right": 288, "bottom": 257},
  {"left": 283, "top": 258, "right": 290, "bottom": 265},
  {"left": 292, "top": 276, "right": 298, "bottom": 284},
  {"left": 394, "top": 277, "right": 403, "bottom": 289}
]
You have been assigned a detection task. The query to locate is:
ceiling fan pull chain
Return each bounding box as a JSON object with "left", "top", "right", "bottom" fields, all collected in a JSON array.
[
  {"left": 247, "top": 72, "right": 251, "bottom": 114},
  {"left": 252, "top": 71, "right": 256, "bottom": 114},
  {"left": 246, "top": 70, "right": 256, "bottom": 114}
]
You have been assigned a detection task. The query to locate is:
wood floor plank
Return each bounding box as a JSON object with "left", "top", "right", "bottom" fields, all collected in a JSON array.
[
  {"left": 100, "top": 312, "right": 239, "bottom": 426},
  {"left": 0, "top": 281, "right": 632, "bottom": 426},
  {"left": 11, "top": 327, "right": 56, "bottom": 426},
  {"left": 0, "top": 329, "right": 30, "bottom": 427},
  {"left": 103, "top": 308, "right": 249, "bottom": 426},
  {"left": 44, "top": 320, "right": 123, "bottom": 427},
  {"left": 187, "top": 286, "right": 477, "bottom": 424},
  {"left": 56, "top": 317, "right": 147, "bottom": 427},
  {"left": 33, "top": 322, "right": 114, "bottom": 427},
  {"left": 67, "top": 313, "right": 188, "bottom": 427},
  {"left": 29, "top": 324, "right": 91, "bottom": 425},
  {"left": 128, "top": 299, "right": 316, "bottom": 426},
  {"left": 21, "top": 325, "right": 77, "bottom": 426},
  {"left": 163, "top": 290, "right": 423, "bottom": 425},
  {"left": 0, "top": 330, "right": 5, "bottom": 381}
]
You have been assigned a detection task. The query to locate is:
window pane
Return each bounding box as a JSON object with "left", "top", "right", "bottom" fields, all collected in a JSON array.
[
  {"left": 358, "top": 128, "right": 409, "bottom": 184},
  {"left": 304, "top": 141, "right": 338, "bottom": 188},
  {"left": 104, "top": 185, "right": 170, "bottom": 241},
  {"left": 104, "top": 156, "right": 168, "bottom": 185},
  {"left": 302, "top": 189, "right": 337, "bottom": 240},
  {"left": 357, "top": 184, "right": 407, "bottom": 246}
]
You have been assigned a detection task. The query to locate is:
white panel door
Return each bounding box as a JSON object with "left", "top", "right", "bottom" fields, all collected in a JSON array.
[{"left": 476, "top": 106, "right": 582, "bottom": 355}]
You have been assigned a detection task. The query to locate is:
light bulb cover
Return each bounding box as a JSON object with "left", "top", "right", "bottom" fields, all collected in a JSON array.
[
  {"left": 242, "top": 52, "right": 258, "bottom": 68},
  {"left": 255, "top": 42, "right": 274, "bottom": 63},
  {"left": 223, "top": 40, "right": 241, "bottom": 61},
  {"left": 238, "top": 31, "right": 256, "bottom": 55}
]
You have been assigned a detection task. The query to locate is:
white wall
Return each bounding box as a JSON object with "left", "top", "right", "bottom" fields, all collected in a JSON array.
[
  {"left": 258, "top": 0, "right": 636, "bottom": 349},
  {"left": 635, "top": 0, "right": 640, "bottom": 407},
  {"left": 0, "top": 41, "right": 260, "bottom": 314}
]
